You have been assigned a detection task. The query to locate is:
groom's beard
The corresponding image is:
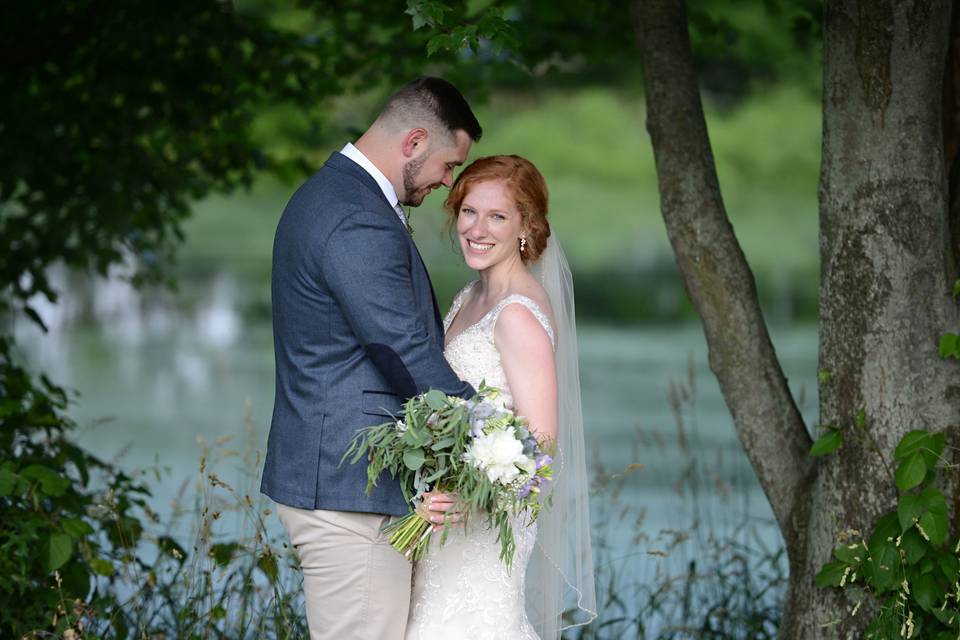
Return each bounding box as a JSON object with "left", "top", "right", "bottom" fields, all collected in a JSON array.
[{"left": 402, "top": 154, "right": 434, "bottom": 207}]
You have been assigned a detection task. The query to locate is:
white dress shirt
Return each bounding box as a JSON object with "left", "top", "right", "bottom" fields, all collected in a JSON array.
[{"left": 340, "top": 143, "right": 407, "bottom": 227}]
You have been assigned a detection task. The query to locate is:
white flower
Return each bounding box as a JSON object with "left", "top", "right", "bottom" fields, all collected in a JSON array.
[
  {"left": 396, "top": 420, "right": 407, "bottom": 432},
  {"left": 464, "top": 427, "right": 530, "bottom": 485}
]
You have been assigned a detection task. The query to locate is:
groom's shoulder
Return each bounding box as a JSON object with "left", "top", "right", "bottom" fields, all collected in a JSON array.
[{"left": 282, "top": 156, "right": 389, "bottom": 228}]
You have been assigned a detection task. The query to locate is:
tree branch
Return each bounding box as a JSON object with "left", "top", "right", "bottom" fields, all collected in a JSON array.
[{"left": 634, "top": 0, "right": 814, "bottom": 555}]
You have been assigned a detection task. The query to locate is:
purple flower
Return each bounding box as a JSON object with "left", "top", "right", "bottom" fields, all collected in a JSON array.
[{"left": 536, "top": 454, "right": 553, "bottom": 470}]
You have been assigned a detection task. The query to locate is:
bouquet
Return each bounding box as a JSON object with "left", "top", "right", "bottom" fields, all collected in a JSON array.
[{"left": 341, "top": 385, "right": 554, "bottom": 569}]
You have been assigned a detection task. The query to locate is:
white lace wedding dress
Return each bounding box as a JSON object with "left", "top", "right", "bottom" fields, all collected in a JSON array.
[{"left": 405, "top": 282, "right": 556, "bottom": 640}]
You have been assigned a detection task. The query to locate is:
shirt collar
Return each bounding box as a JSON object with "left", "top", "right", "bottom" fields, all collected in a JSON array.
[{"left": 340, "top": 143, "right": 400, "bottom": 209}]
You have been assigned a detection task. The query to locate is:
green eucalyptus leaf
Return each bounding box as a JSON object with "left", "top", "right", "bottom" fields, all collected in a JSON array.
[
  {"left": 895, "top": 452, "right": 927, "bottom": 492},
  {"left": 424, "top": 390, "right": 447, "bottom": 411},
  {"left": 810, "top": 428, "right": 842, "bottom": 457},
  {"left": 403, "top": 448, "right": 426, "bottom": 471}
]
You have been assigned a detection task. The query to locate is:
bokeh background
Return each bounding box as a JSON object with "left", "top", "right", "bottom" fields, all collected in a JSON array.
[{"left": 8, "top": 1, "right": 826, "bottom": 635}]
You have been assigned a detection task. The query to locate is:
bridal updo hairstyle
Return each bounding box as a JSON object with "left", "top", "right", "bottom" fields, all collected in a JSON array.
[{"left": 444, "top": 155, "right": 550, "bottom": 263}]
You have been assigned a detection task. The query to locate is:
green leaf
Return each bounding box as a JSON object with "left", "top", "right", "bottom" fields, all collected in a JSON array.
[
  {"left": 919, "top": 496, "right": 952, "bottom": 542},
  {"left": 868, "top": 513, "right": 902, "bottom": 592},
  {"left": 817, "top": 369, "right": 833, "bottom": 384},
  {"left": 815, "top": 560, "right": 847, "bottom": 587},
  {"left": 45, "top": 533, "right": 73, "bottom": 572},
  {"left": 91, "top": 558, "right": 115, "bottom": 577},
  {"left": 895, "top": 431, "right": 931, "bottom": 461},
  {"left": 403, "top": 448, "right": 426, "bottom": 471},
  {"left": 919, "top": 508, "right": 949, "bottom": 547},
  {"left": 21, "top": 464, "right": 71, "bottom": 497},
  {"left": 210, "top": 542, "right": 238, "bottom": 567},
  {"left": 833, "top": 542, "right": 865, "bottom": 565},
  {"left": 900, "top": 527, "right": 928, "bottom": 565},
  {"left": 62, "top": 518, "right": 94, "bottom": 539},
  {"left": 953, "top": 280, "right": 960, "bottom": 298},
  {"left": 0, "top": 467, "right": 16, "bottom": 497},
  {"left": 257, "top": 552, "right": 278, "bottom": 583},
  {"left": 940, "top": 554, "right": 960, "bottom": 582},
  {"left": 854, "top": 409, "right": 866, "bottom": 430},
  {"left": 913, "top": 572, "right": 939, "bottom": 611},
  {"left": 940, "top": 333, "right": 960, "bottom": 360},
  {"left": 895, "top": 452, "right": 927, "bottom": 492},
  {"left": 424, "top": 390, "right": 447, "bottom": 411},
  {"left": 899, "top": 493, "right": 924, "bottom": 531},
  {"left": 922, "top": 432, "right": 946, "bottom": 469},
  {"left": 810, "top": 428, "right": 842, "bottom": 457}
]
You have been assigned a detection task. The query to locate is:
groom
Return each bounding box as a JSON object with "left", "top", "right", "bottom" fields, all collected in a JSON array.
[{"left": 261, "top": 77, "right": 481, "bottom": 640}]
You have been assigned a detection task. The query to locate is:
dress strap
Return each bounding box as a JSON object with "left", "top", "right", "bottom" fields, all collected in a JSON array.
[
  {"left": 487, "top": 295, "right": 556, "bottom": 350},
  {"left": 443, "top": 280, "right": 477, "bottom": 333}
]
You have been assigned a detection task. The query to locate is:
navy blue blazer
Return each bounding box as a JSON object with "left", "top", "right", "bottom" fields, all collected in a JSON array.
[{"left": 261, "top": 152, "right": 474, "bottom": 516}]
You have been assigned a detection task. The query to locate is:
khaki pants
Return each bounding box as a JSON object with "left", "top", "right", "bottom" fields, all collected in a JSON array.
[{"left": 277, "top": 505, "right": 412, "bottom": 640}]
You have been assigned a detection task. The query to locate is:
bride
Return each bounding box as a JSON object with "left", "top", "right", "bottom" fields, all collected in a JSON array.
[{"left": 405, "top": 155, "right": 596, "bottom": 639}]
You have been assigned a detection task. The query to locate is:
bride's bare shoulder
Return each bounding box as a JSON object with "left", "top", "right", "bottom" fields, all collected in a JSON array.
[{"left": 510, "top": 277, "right": 555, "bottom": 328}]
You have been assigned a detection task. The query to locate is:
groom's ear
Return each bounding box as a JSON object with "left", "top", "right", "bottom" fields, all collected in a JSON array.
[{"left": 402, "top": 128, "right": 428, "bottom": 158}]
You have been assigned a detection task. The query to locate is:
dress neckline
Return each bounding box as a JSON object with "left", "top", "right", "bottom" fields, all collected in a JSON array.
[{"left": 444, "top": 281, "right": 555, "bottom": 349}]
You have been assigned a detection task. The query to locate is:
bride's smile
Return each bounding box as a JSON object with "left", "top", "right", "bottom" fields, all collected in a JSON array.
[{"left": 456, "top": 179, "right": 526, "bottom": 273}]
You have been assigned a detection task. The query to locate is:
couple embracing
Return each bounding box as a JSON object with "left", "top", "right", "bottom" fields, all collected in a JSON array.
[{"left": 261, "top": 77, "right": 596, "bottom": 640}]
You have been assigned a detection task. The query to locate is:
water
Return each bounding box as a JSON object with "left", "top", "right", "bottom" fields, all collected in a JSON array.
[{"left": 16, "top": 275, "right": 818, "bottom": 628}]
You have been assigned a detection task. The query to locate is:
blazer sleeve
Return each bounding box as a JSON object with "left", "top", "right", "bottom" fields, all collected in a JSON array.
[{"left": 322, "top": 207, "right": 475, "bottom": 401}]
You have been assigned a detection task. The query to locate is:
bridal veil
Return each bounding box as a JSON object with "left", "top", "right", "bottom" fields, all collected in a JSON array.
[{"left": 527, "top": 235, "right": 597, "bottom": 638}]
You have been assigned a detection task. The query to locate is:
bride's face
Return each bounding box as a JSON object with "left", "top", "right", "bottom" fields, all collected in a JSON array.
[{"left": 456, "top": 180, "right": 525, "bottom": 272}]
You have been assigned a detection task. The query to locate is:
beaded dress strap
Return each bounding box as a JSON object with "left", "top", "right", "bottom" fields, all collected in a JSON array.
[{"left": 487, "top": 295, "right": 556, "bottom": 350}]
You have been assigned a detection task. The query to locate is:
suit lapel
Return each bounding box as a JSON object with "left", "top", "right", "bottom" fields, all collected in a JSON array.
[{"left": 408, "top": 241, "right": 445, "bottom": 343}]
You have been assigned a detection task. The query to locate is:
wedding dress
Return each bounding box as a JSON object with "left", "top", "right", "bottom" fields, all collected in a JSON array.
[{"left": 405, "top": 281, "right": 554, "bottom": 640}]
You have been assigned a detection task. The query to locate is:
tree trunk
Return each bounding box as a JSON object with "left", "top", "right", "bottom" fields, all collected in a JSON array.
[
  {"left": 637, "top": 0, "right": 958, "bottom": 637},
  {"left": 784, "top": 1, "right": 959, "bottom": 637},
  {"left": 634, "top": 0, "right": 815, "bottom": 602}
]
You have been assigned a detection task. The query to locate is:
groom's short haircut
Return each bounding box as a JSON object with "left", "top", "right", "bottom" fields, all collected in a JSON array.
[{"left": 377, "top": 77, "right": 482, "bottom": 144}]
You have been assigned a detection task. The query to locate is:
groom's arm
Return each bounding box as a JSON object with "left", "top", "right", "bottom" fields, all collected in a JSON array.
[{"left": 322, "top": 207, "right": 474, "bottom": 401}]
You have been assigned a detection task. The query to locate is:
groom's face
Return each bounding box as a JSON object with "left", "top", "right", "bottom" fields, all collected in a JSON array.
[{"left": 401, "top": 129, "right": 472, "bottom": 207}]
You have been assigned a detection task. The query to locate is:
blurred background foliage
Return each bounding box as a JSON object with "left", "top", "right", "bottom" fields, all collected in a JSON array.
[{"left": 0, "top": 0, "right": 822, "bottom": 636}]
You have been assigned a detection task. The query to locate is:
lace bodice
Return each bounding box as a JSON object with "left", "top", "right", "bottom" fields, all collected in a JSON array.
[
  {"left": 442, "top": 281, "right": 555, "bottom": 411},
  {"left": 405, "top": 281, "right": 554, "bottom": 640}
]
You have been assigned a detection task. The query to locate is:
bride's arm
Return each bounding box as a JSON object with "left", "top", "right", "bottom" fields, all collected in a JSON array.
[{"left": 494, "top": 305, "right": 558, "bottom": 442}]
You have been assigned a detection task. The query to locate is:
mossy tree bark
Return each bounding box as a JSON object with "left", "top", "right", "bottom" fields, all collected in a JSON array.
[{"left": 636, "top": 0, "right": 959, "bottom": 636}]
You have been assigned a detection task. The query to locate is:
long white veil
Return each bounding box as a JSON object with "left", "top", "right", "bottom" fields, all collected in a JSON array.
[{"left": 527, "top": 235, "right": 597, "bottom": 638}]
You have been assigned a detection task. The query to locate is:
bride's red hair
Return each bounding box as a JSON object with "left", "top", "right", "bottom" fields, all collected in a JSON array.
[{"left": 443, "top": 155, "right": 550, "bottom": 262}]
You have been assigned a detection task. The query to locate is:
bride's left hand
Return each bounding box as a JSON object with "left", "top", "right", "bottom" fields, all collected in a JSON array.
[{"left": 417, "top": 492, "right": 464, "bottom": 532}]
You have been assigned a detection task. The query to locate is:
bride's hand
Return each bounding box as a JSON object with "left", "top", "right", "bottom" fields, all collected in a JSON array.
[{"left": 417, "top": 492, "right": 464, "bottom": 531}]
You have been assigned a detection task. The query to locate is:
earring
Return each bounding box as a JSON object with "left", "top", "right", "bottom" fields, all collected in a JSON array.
[{"left": 520, "top": 236, "right": 527, "bottom": 252}]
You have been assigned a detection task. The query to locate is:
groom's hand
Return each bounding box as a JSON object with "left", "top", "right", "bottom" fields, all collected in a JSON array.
[{"left": 419, "top": 492, "right": 464, "bottom": 531}]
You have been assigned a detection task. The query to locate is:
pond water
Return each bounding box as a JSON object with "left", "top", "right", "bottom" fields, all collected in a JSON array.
[{"left": 16, "top": 275, "right": 818, "bottom": 631}]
